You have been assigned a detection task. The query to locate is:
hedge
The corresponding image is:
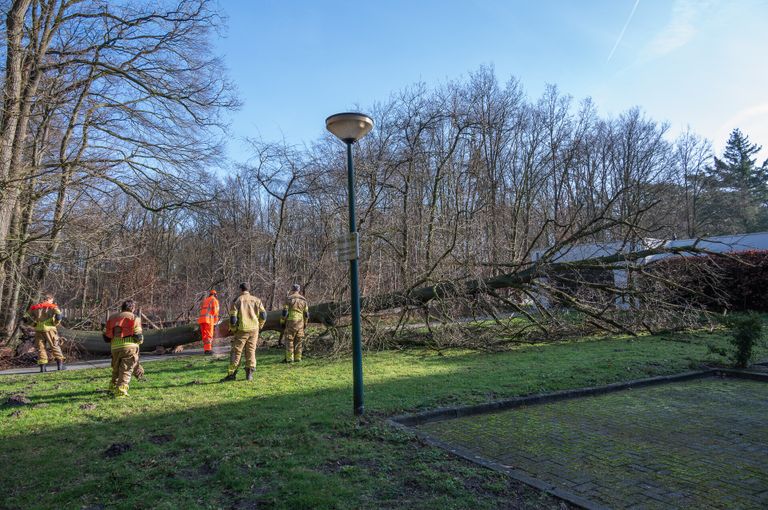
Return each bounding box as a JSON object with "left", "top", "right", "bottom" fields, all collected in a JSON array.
[{"left": 647, "top": 250, "right": 768, "bottom": 312}]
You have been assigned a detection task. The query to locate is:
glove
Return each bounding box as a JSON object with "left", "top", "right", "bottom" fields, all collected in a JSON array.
[
  {"left": 54, "top": 313, "right": 62, "bottom": 322},
  {"left": 102, "top": 333, "right": 110, "bottom": 343},
  {"left": 135, "top": 333, "right": 144, "bottom": 344}
]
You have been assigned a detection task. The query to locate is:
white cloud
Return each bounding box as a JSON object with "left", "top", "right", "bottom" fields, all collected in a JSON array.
[{"left": 644, "top": 0, "right": 714, "bottom": 57}]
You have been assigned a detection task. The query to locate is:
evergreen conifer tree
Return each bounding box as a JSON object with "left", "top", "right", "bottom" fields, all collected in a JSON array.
[{"left": 703, "top": 129, "right": 768, "bottom": 233}]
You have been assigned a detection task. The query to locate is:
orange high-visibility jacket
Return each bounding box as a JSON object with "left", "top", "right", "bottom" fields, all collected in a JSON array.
[
  {"left": 105, "top": 313, "right": 139, "bottom": 339},
  {"left": 197, "top": 295, "right": 220, "bottom": 324}
]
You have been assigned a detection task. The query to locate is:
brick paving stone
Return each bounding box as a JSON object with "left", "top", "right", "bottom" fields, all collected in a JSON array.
[
  {"left": 418, "top": 378, "right": 768, "bottom": 509},
  {"left": 573, "top": 482, "right": 597, "bottom": 493}
]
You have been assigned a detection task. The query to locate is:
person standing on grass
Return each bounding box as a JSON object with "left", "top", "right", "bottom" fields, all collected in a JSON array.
[
  {"left": 280, "top": 284, "right": 309, "bottom": 363},
  {"left": 221, "top": 282, "right": 266, "bottom": 382},
  {"left": 103, "top": 300, "right": 144, "bottom": 398},
  {"left": 197, "top": 289, "right": 220, "bottom": 354},
  {"left": 25, "top": 293, "right": 66, "bottom": 372}
]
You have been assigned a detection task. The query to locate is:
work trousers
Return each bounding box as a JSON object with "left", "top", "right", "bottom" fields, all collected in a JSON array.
[
  {"left": 283, "top": 320, "right": 305, "bottom": 361},
  {"left": 110, "top": 345, "right": 140, "bottom": 395},
  {"left": 199, "top": 322, "right": 214, "bottom": 351},
  {"left": 228, "top": 330, "right": 258, "bottom": 374},
  {"left": 35, "top": 330, "right": 65, "bottom": 365}
]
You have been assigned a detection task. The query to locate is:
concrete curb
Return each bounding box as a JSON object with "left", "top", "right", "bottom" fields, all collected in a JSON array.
[{"left": 389, "top": 370, "right": 712, "bottom": 428}]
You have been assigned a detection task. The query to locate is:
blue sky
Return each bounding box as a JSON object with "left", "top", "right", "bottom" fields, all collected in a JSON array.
[{"left": 214, "top": 0, "right": 768, "bottom": 161}]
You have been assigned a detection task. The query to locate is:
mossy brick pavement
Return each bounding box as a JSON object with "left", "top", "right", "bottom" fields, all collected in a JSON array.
[{"left": 417, "top": 377, "right": 768, "bottom": 509}]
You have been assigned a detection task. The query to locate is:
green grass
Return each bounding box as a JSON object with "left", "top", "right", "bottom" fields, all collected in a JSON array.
[{"left": 1, "top": 327, "right": 764, "bottom": 509}]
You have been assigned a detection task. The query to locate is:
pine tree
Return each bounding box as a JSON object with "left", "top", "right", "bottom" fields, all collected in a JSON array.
[{"left": 703, "top": 129, "right": 768, "bottom": 233}]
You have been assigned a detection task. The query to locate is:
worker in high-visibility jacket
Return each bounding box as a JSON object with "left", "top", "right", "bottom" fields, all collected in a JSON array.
[
  {"left": 280, "top": 284, "right": 309, "bottom": 363},
  {"left": 221, "top": 282, "right": 265, "bottom": 382},
  {"left": 25, "top": 293, "right": 65, "bottom": 372},
  {"left": 103, "top": 300, "right": 144, "bottom": 397},
  {"left": 197, "top": 290, "right": 219, "bottom": 354}
]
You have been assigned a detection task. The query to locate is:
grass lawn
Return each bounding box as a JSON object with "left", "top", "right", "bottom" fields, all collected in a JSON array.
[{"left": 1, "top": 328, "right": 764, "bottom": 509}]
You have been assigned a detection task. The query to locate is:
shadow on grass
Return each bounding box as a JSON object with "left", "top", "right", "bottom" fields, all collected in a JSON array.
[{"left": 0, "top": 367, "right": 510, "bottom": 509}]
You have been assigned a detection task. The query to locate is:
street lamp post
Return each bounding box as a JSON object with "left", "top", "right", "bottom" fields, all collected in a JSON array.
[{"left": 326, "top": 112, "right": 374, "bottom": 416}]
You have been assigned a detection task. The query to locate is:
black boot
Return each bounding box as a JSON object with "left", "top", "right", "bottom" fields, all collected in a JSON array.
[
  {"left": 220, "top": 370, "right": 237, "bottom": 382},
  {"left": 245, "top": 368, "right": 253, "bottom": 381},
  {"left": 39, "top": 364, "right": 46, "bottom": 373},
  {"left": 56, "top": 360, "right": 66, "bottom": 371}
]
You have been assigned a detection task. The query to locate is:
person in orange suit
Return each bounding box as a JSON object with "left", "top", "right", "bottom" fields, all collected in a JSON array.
[{"left": 197, "top": 290, "right": 220, "bottom": 354}]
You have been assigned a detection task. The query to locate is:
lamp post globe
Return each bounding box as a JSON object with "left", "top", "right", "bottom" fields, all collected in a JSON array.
[
  {"left": 325, "top": 112, "right": 374, "bottom": 144},
  {"left": 326, "top": 111, "right": 373, "bottom": 416}
]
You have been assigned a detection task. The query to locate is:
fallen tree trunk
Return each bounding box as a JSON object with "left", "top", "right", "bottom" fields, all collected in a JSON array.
[
  {"left": 307, "top": 244, "right": 709, "bottom": 323},
  {"left": 60, "top": 324, "right": 202, "bottom": 355},
  {"left": 61, "top": 244, "right": 706, "bottom": 354},
  {"left": 59, "top": 310, "right": 289, "bottom": 354}
]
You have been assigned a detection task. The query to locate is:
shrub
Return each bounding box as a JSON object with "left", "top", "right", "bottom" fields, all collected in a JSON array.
[{"left": 726, "top": 314, "right": 764, "bottom": 368}]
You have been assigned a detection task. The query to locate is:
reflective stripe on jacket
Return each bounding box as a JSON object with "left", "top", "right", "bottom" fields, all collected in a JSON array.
[{"left": 110, "top": 337, "right": 141, "bottom": 350}]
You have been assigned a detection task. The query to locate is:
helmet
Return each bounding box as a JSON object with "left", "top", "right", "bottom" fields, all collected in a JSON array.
[
  {"left": 209, "top": 289, "right": 217, "bottom": 295},
  {"left": 291, "top": 284, "right": 301, "bottom": 292}
]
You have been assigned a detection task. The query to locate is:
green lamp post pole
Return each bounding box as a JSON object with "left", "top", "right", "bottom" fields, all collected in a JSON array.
[
  {"left": 326, "top": 112, "right": 374, "bottom": 416},
  {"left": 345, "top": 140, "right": 365, "bottom": 416}
]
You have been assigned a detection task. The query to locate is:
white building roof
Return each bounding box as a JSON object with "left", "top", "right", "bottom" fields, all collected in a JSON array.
[{"left": 531, "top": 231, "right": 768, "bottom": 265}]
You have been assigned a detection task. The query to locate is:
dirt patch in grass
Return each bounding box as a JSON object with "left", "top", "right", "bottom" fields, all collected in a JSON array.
[
  {"left": 5, "top": 394, "right": 31, "bottom": 406},
  {"left": 103, "top": 443, "right": 132, "bottom": 458},
  {"left": 148, "top": 433, "right": 174, "bottom": 444},
  {"left": 224, "top": 487, "right": 273, "bottom": 510},
  {"left": 79, "top": 403, "right": 97, "bottom": 411},
  {"left": 199, "top": 460, "right": 218, "bottom": 476},
  {"left": 178, "top": 460, "right": 219, "bottom": 481}
]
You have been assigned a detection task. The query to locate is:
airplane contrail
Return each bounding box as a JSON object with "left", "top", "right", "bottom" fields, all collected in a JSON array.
[{"left": 608, "top": 0, "right": 641, "bottom": 62}]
